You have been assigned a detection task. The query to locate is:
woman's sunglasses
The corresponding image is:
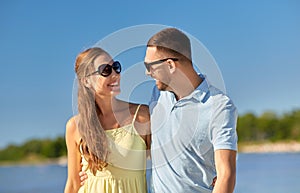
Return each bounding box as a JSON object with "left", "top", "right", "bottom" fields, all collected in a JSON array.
[{"left": 86, "top": 61, "right": 122, "bottom": 77}]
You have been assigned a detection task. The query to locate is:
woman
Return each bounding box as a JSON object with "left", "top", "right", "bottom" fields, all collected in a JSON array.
[{"left": 64, "top": 47, "right": 151, "bottom": 193}]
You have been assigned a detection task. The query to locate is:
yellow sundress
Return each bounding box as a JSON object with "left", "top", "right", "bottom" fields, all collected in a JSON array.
[{"left": 78, "top": 105, "right": 147, "bottom": 193}]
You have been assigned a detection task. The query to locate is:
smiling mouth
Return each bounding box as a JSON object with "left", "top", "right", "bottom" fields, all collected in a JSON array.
[{"left": 108, "top": 82, "right": 119, "bottom": 87}]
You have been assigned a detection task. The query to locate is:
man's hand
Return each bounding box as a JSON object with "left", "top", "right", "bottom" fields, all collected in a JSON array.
[
  {"left": 211, "top": 176, "right": 217, "bottom": 187},
  {"left": 79, "top": 171, "right": 88, "bottom": 186}
]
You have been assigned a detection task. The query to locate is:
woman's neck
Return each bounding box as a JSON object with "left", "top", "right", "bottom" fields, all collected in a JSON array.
[{"left": 95, "top": 95, "right": 118, "bottom": 116}]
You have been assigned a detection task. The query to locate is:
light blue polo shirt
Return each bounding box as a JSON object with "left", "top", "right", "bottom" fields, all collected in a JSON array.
[{"left": 149, "top": 75, "right": 238, "bottom": 193}]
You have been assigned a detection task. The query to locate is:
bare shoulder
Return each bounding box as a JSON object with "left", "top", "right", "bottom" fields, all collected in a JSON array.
[
  {"left": 65, "top": 115, "right": 81, "bottom": 143},
  {"left": 117, "top": 100, "right": 150, "bottom": 123},
  {"left": 136, "top": 104, "right": 150, "bottom": 123},
  {"left": 128, "top": 103, "right": 149, "bottom": 122},
  {"left": 66, "top": 116, "right": 77, "bottom": 131}
]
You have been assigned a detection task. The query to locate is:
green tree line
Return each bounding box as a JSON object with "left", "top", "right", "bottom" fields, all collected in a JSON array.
[
  {"left": 237, "top": 109, "right": 300, "bottom": 142},
  {"left": 1, "top": 109, "right": 299, "bottom": 162},
  {"left": 0, "top": 136, "right": 66, "bottom": 162}
]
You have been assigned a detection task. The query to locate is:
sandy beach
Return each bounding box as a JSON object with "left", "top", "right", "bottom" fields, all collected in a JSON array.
[{"left": 238, "top": 141, "right": 300, "bottom": 153}]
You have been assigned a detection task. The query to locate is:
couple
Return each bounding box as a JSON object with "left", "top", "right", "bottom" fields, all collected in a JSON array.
[{"left": 64, "top": 27, "right": 238, "bottom": 193}]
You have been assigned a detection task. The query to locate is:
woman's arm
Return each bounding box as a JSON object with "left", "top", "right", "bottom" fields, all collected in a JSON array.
[
  {"left": 64, "top": 117, "right": 82, "bottom": 193},
  {"left": 135, "top": 105, "right": 151, "bottom": 157}
]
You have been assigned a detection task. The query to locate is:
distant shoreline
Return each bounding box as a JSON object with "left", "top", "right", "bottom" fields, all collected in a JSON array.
[
  {"left": 1, "top": 141, "right": 300, "bottom": 166},
  {"left": 0, "top": 156, "right": 67, "bottom": 167},
  {"left": 238, "top": 141, "right": 300, "bottom": 153}
]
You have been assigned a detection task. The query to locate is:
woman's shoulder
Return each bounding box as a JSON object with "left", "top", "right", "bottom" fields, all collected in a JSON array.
[
  {"left": 116, "top": 100, "right": 149, "bottom": 122},
  {"left": 134, "top": 104, "right": 150, "bottom": 123},
  {"left": 137, "top": 104, "right": 149, "bottom": 114},
  {"left": 66, "top": 115, "right": 78, "bottom": 128},
  {"left": 117, "top": 100, "right": 148, "bottom": 112},
  {"left": 65, "top": 115, "right": 80, "bottom": 138},
  {"left": 127, "top": 102, "right": 148, "bottom": 112}
]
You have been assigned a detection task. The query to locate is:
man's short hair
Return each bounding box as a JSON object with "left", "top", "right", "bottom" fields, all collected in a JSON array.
[{"left": 147, "top": 28, "right": 192, "bottom": 61}]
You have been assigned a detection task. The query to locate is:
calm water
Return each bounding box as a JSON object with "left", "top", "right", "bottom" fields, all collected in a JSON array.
[{"left": 0, "top": 153, "right": 299, "bottom": 193}]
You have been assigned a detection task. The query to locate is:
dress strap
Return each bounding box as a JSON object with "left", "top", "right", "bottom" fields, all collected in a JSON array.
[
  {"left": 79, "top": 138, "right": 84, "bottom": 155},
  {"left": 132, "top": 104, "right": 141, "bottom": 124}
]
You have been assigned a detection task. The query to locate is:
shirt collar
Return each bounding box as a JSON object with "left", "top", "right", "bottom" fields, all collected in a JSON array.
[{"left": 178, "top": 74, "right": 209, "bottom": 103}]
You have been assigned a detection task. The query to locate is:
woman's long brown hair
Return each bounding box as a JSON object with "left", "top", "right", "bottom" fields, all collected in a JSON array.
[{"left": 75, "top": 47, "right": 109, "bottom": 175}]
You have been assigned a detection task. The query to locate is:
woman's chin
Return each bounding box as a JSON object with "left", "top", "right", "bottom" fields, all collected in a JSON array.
[{"left": 110, "top": 89, "right": 121, "bottom": 96}]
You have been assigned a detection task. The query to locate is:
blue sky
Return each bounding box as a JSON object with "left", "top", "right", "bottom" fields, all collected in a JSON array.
[{"left": 0, "top": 0, "right": 299, "bottom": 148}]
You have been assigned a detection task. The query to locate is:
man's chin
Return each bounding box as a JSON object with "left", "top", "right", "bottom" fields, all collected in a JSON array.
[{"left": 156, "top": 81, "right": 168, "bottom": 91}]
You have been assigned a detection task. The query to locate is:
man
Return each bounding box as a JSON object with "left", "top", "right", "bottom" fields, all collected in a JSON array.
[{"left": 145, "top": 28, "right": 237, "bottom": 193}]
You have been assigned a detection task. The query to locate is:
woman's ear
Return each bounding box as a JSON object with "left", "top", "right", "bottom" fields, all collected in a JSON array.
[{"left": 81, "top": 77, "right": 92, "bottom": 88}]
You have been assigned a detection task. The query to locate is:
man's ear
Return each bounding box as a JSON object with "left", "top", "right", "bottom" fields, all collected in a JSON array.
[{"left": 168, "top": 59, "right": 177, "bottom": 74}]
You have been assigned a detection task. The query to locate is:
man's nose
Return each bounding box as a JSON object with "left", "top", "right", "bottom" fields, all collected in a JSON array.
[{"left": 145, "top": 69, "right": 152, "bottom": 76}]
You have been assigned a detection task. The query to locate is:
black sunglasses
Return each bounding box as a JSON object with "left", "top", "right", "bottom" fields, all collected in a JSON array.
[
  {"left": 144, "top": 58, "right": 178, "bottom": 72},
  {"left": 86, "top": 61, "right": 122, "bottom": 77}
]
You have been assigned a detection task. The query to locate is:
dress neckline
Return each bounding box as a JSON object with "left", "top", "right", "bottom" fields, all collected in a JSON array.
[{"left": 104, "top": 104, "right": 141, "bottom": 132}]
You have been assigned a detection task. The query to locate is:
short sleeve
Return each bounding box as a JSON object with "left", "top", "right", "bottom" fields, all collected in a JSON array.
[{"left": 210, "top": 96, "right": 238, "bottom": 151}]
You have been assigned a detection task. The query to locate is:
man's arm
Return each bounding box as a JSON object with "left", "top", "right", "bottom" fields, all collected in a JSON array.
[
  {"left": 212, "top": 149, "right": 236, "bottom": 193},
  {"left": 210, "top": 93, "right": 238, "bottom": 193}
]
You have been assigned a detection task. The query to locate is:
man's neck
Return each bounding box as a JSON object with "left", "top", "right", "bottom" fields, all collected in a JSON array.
[{"left": 171, "top": 71, "right": 202, "bottom": 100}]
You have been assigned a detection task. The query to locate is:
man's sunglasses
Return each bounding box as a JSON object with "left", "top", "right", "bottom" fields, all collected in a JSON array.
[
  {"left": 144, "top": 58, "right": 178, "bottom": 72},
  {"left": 86, "top": 61, "right": 122, "bottom": 77}
]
